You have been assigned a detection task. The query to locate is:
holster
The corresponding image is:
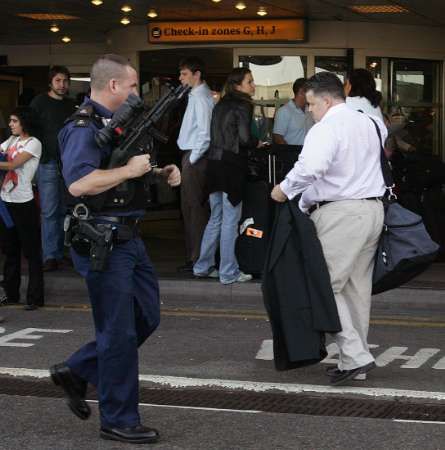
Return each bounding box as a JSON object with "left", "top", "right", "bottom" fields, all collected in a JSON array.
[{"left": 64, "top": 216, "right": 114, "bottom": 272}]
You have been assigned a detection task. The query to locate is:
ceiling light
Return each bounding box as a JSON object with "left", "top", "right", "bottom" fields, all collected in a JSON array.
[
  {"left": 121, "top": 4, "right": 132, "bottom": 13},
  {"left": 211, "top": 0, "right": 222, "bottom": 2},
  {"left": 120, "top": 16, "right": 131, "bottom": 25},
  {"left": 350, "top": 5, "right": 409, "bottom": 14},
  {"left": 17, "top": 13, "right": 79, "bottom": 20},
  {"left": 147, "top": 9, "right": 158, "bottom": 18},
  {"left": 61, "top": 36, "right": 71, "bottom": 43},
  {"left": 91, "top": 0, "right": 103, "bottom": 5},
  {"left": 369, "top": 61, "right": 378, "bottom": 68},
  {"left": 257, "top": 7, "right": 267, "bottom": 16},
  {"left": 50, "top": 24, "right": 60, "bottom": 33},
  {"left": 235, "top": 2, "right": 246, "bottom": 10}
]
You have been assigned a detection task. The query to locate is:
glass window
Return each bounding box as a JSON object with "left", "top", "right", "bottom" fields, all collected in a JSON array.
[
  {"left": 366, "top": 57, "right": 383, "bottom": 92},
  {"left": 392, "top": 59, "right": 439, "bottom": 104},
  {"left": 315, "top": 56, "right": 348, "bottom": 83},
  {"left": 239, "top": 55, "right": 307, "bottom": 101},
  {"left": 389, "top": 59, "right": 442, "bottom": 156},
  {"left": 239, "top": 55, "right": 307, "bottom": 140}
]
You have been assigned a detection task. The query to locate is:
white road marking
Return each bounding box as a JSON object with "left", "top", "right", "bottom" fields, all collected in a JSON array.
[
  {"left": 255, "top": 339, "right": 273, "bottom": 360},
  {"left": 393, "top": 419, "right": 445, "bottom": 425},
  {"left": 0, "top": 328, "right": 72, "bottom": 347},
  {"left": 0, "top": 367, "right": 49, "bottom": 378},
  {"left": 432, "top": 356, "right": 445, "bottom": 370},
  {"left": 256, "top": 340, "right": 445, "bottom": 369},
  {"left": 1, "top": 367, "right": 445, "bottom": 401},
  {"left": 376, "top": 347, "right": 441, "bottom": 368},
  {"left": 86, "top": 399, "right": 261, "bottom": 414}
]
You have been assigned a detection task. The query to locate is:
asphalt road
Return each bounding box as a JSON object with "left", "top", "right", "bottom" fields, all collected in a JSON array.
[{"left": 1, "top": 287, "right": 445, "bottom": 449}]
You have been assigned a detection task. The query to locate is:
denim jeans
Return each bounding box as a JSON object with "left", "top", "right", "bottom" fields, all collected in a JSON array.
[
  {"left": 37, "top": 160, "right": 66, "bottom": 261},
  {"left": 193, "top": 192, "right": 242, "bottom": 284}
]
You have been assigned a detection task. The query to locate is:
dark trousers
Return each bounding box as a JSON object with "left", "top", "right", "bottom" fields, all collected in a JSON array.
[
  {"left": 67, "top": 237, "right": 160, "bottom": 429},
  {"left": 180, "top": 151, "right": 210, "bottom": 263},
  {"left": 0, "top": 199, "right": 44, "bottom": 305}
]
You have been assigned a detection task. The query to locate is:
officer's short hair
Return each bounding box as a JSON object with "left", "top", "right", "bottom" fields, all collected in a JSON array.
[
  {"left": 178, "top": 56, "right": 206, "bottom": 81},
  {"left": 48, "top": 65, "right": 71, "bottom": 85},
  {"left": 90, "top": 54, "right": 134, "bottom": 91},
  {"left": 305, "top": 72, "right": 345, "bottom": 100},
  {"left": 292, "top": 78, "right": 307, "bottom": 96}
]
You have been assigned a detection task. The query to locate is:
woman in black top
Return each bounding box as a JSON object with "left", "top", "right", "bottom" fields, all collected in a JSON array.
[{"left": 193, "top": 68, "right": 259, "bottom": 284}]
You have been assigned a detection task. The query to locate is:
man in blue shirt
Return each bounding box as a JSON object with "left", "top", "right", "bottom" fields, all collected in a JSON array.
[
  {"left": 50, "top": 54, "right": 180, "bottom": 445},
  {"left": 177, "top": 57, "right": 214, "bottom": 272},
  {"left": 273, "top": 78, "right": 313, "bottom": 146}
]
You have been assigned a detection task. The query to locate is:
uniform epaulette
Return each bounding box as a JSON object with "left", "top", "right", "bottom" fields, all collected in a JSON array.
[{"left": 65, "top": 105, "right": 102, "bottom": 128}]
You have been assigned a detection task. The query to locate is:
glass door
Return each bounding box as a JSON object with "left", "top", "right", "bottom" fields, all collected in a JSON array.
[
  {"left": 390, "top": 58, "right": 442, "bottom": 156},
  {"left": 367, "top": 57, "right": 443, "bottom": 158},
  {"left": 238, "top": 54, "right": 308, "bottom": 140}
]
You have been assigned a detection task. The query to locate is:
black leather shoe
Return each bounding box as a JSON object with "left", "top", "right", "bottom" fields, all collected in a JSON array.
[
  {"left": 23, "top": 304, "right": 38, "bottom": 311},
  {"left": 325, "top": 365, "right": 367, "bottom": 381},
  {"left": 50, "top": 363, "right": 91, "bottom": 420},
  {"left": 329, "top": 361, "right": 376, "bottom": 386},
  {"left": 100, "top": 425, "right": 160, "bottom": 444}
]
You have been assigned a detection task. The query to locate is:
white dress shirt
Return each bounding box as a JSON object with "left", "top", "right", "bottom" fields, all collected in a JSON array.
[
  {"left": 177, "top": 83, "right": 214, "bottom": 164},
  {"left": 346, "top": 96, "right": 384, "bottom": 121},
  {"left": 280, "top": 103, "right": 387, "bottom": 213}
]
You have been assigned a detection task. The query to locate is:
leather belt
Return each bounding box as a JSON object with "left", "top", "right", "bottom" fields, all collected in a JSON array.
[
  {"left": 92, "top": 216, "right": 140, "bottom": 227},
  {"left": 308, "top": 197, "right": 382, "bottom": 215}
]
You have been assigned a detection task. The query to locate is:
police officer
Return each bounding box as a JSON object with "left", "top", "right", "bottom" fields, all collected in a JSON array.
[{"left": 50, "top": 54, "right": 181, "bottom": 444}]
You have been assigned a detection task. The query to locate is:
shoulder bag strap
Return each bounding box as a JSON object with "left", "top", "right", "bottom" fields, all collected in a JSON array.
[{"left": 368, "top": 116, "right": 397, "bottom": 200}]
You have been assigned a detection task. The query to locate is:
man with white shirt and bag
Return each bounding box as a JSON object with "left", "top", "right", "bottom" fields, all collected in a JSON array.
[{"left": 271, "top": 72, "right": 386, "bottom": 385}]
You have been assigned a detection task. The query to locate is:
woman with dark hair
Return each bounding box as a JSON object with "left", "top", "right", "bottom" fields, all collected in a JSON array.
[
  {"left": 345, "top": 68, "right": 384, "bottom": 121},
  {"left": 193, "top": 67, "right": 260, "bottom": 284},
  {"left": 0, "top": 106, "right": 44, "bottom": 310}
]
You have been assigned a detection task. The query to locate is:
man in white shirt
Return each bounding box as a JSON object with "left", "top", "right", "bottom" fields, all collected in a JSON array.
[
  {"left": 177, "top": 57, "right": 214, "bottom": 272},
  {"left": 271, "top": 72, "right": 386, "bottom": 385},
  {"left": 273, "top": 78, "right": 313, "bottom": 146}
]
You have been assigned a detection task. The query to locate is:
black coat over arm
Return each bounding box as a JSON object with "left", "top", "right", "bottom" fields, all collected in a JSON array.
[{"left": 262, "top": 199, "right": 342, "bottom": 371}]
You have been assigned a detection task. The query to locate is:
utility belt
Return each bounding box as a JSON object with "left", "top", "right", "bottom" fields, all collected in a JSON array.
[{"left": 64, "top": 203, "right": 140, "bottom": 272}]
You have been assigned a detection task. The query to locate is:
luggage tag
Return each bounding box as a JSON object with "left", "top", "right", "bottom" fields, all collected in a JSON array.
[{"left": 246, "top": 227, "right": 263, "bottom": 239}]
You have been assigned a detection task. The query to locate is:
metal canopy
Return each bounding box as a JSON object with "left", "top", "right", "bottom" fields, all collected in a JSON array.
[{"left": 0, "top": 0, "right": 444, "bottom": 45}]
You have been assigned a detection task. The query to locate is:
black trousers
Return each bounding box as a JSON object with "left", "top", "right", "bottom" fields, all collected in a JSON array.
[
  {"left": 180, "top": 152, "right": 210, "bottom": 263},
  {"left": 0, "top": 199, "right": 44, "bottom": 305}
]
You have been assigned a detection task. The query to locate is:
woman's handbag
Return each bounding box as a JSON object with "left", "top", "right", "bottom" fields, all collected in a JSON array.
[{"left": 370, "top": 119, "right": 440, "bottom": 295}]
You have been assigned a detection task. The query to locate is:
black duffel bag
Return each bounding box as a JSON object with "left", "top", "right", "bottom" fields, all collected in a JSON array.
[{"left": 369, "top": 119, "right": 440, "bottom": 295}]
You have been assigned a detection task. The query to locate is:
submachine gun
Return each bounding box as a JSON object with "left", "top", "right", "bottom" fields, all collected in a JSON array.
[
  {"left": 67, "top": 84, "right": 190, "bottom": 272},
  {"left": 96, "top": 83, "right": 191, "bottom": 168}
]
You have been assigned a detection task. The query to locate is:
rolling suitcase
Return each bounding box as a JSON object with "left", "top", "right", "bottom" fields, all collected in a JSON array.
[
  {"left": 236, "top": 180, "right": 273, "bottom": 277},
  {"left": 236, "top": 145, "right": 302, "bottom": 277}
]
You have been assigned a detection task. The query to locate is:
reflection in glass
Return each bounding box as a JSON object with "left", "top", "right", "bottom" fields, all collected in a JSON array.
[
  {"left": 239, "top": 55, "right": 307, "bottom": 101},
  {"left": 239, "top": 55, "right": 307, "bottom": 140},
  {"left": 315, "top": 56, "right": 348, "bottom": 83},
  {"left": 392, "top": 59, "right": 439, "bottom": 104},
  {"left": 366, "top": 57, "right": 383, "bottom": 92}
]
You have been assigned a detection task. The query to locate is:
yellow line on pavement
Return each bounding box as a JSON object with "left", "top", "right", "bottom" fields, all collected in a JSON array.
[{"left": 3, "top": 304, "right": 445, "bottom": 327}]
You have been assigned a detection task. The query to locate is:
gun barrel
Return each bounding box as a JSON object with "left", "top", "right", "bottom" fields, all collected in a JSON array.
[{"left": 107, "top": 84, "right": 191, "bottom": 169}]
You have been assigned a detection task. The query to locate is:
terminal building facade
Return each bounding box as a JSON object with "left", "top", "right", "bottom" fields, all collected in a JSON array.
[{"left": 0, "top": 0, "right": 444, "bottom": 256}]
